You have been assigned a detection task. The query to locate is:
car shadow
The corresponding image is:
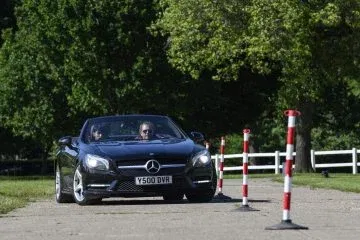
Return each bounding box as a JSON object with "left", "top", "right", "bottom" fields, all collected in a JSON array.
[
  {"left": 99, "top": 199, "right": 186, "bottom": 205},
  {"left": 95, "top": 197, "right": 270, "bottom": 205}
]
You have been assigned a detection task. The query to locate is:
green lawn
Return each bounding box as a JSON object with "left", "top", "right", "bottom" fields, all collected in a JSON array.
[
  {"left": 285, "top": 173, "right": 360, "bottom": 193},
  {"left": 0, "top": 176, "right": 54, "bottom": 215},
  {"left": 225, "top": 173, "right": 360, "bottom": 193}
]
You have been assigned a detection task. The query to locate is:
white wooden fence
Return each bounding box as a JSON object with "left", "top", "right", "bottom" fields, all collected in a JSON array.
[{"left": 211, "top": 148, "right": 359, "bottom": 175}]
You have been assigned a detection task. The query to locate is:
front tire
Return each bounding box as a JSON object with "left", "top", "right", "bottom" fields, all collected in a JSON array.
[
  {"left": 73, "top": 165, "right": 102, "bottom": 205},
  {"left": 55, "top": 164, "right": 74, "bottom": 203},
  {"left": 73, "top": 165, "right": 98, "bottom": 205}
]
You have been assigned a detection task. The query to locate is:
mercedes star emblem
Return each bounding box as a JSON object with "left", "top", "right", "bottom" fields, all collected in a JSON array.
[{"left": 145, "top": 159, "right": 161, "bottom": 174}]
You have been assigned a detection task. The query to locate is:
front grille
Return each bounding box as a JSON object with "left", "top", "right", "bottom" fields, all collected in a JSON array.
[
  {"left": 116, "top": 157, "right": 188, "bottom": 176},
  {"left": 117, "top": 181, "right": 144, "bottom": 192}
]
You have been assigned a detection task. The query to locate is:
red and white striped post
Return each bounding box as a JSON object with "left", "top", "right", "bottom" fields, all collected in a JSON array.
[
  {"left": 213, "top": 136, "right": 231, "bottom": 200},
  {"left": 242, "top": 129, "right": 250, "bottom": 206},
  {"left": 235, "top": 129, "right": 258, "bottom": 211},
  {"left": 218, "top": 137, "right": 225, "bottom": 194},
  {"left": 282, "top": 110, "right": 297, "bottom": 222},
  {"left": 266, "top": 110, "right": 308, "bottom": 230}
]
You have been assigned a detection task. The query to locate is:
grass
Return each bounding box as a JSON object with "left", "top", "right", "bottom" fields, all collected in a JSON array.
[
  {"left": 285, "top": 173, "right": 360, "bottom": 193},
  {"left": 225, "top": 173, "right": 360, "bottom": 193},
  {"left": 0, "top": 176, "right": 54, "bottom": 215}
]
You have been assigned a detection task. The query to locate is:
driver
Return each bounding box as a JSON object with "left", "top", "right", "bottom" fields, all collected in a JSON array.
[{"left": 138, "top": 122, "right": 156, "bottom": 140}]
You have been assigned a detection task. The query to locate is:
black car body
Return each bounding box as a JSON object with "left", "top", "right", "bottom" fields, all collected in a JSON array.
[{"left": 55, "top": 115, "right": 217, "bottom": 205}]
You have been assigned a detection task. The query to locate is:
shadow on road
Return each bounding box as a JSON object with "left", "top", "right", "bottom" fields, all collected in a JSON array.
[{"left": 96, "top": 197, "right": 271, "bottom": 205}]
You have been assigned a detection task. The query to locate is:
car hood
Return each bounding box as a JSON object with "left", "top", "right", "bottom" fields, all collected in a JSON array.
[{"left": 93, "top": 138, "right": 196, "bottom": 160}]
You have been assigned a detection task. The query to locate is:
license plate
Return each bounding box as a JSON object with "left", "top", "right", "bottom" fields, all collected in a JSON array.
[{"left": 135, "top": 176, "right": 172, "bottom": 185}]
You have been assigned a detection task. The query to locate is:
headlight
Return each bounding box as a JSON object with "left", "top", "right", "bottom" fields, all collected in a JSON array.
[
  {"left": 85, "top": 154, "right": 109, "bottom": 171},
  {"left": 192, "top": 150, "right": 211, "bottom": 167}
]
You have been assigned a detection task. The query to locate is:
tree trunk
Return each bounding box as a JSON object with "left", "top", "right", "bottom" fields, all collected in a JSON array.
[
  {"left": 294, "top": 100, "right": 314, "bottom": 173},
  {"left": 249, "top": 136, "right": 260, "bottom": 165},
  {"left": 41, "top": 147, "right": 50, "bottom": 175}
]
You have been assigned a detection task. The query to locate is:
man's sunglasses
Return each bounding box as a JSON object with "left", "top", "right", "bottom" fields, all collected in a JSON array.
[{"left": 142, "top": 129, "right": 153, "bottom": 134}]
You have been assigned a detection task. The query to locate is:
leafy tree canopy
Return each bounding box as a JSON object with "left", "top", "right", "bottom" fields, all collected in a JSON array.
[
  {"left": 0, "top": 0, "right": 181, "bottom": 151},
  {"left": 155, "top": 0, "right": 360, "bottom": 103},
  {"left": 155, "top": 0, "right": 360, "bottom": 172}
]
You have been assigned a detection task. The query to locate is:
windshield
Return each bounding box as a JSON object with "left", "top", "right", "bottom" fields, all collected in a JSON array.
[{"left": 83, "top": 115, "right": 187, "bottom": 143}]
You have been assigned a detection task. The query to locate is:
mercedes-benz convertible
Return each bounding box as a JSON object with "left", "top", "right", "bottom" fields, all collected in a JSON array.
[{"left": 55, "top": 114, "right": 217, "bottom": 205}]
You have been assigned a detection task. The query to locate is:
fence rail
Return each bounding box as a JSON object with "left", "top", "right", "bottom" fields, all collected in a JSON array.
[{"left": 211, "top": 148, "right": 359, "bottom": 175}]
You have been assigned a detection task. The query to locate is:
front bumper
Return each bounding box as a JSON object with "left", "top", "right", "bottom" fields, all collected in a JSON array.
[{"left": 82, "top": 166, "right": 215, "bottom": 199}]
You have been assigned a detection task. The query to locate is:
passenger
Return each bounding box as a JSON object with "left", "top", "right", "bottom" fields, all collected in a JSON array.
[{"left": 90, "top": 125, "right": 102, "bottom": 141}]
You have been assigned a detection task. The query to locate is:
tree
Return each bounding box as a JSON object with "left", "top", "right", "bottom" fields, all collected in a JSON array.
[
  {"left": 246, "top": 0, "right": 360, "bottom": 172},
  {"left": 155, "top": 0, "right": 360, "bottom": 172},
  {"left": 2, "top": 0, "right": 231, "bottom": 163},
  {"left": 0, "top": 0, "right": 76, "bottom": 169},
  {"left": 0, "top": 0, "right": 183, "bottom": 162},
  {"left": 0, "top": 0, "right": 17, "bottom": 46}
]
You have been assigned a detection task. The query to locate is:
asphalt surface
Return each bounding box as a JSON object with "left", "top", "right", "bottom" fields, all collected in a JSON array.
[{"left": 1, "top": 178, "right": 360, "bottom": 240}]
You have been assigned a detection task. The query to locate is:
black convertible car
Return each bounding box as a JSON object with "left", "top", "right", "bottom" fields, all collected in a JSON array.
[{"left": 55, "top": 114, "right": 217, "bottom": 205}]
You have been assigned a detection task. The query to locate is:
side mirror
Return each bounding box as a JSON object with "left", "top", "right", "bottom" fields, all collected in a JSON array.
[
  {"left": 190, "top": 132, "right": 205, "bottom": 144},
  {"left": 58, "top": 136, "right": 72, "bottom": 146}
]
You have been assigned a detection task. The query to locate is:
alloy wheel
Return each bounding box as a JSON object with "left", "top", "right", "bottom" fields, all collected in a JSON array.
[
  {"left": 73, "top": 166, "right": 85, "bottom": 202},
  {"left": 55, "top": 165, "right": 61, "bottom": 200}
]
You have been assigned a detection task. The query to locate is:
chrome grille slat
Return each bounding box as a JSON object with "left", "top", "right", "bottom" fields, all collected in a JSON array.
[
  {"left": 162, "top": 164, "right": 185, "bottom": 168},
  {"left": 118, "top": 165, "right": 145, "bottom": 169},
  {"left": 116, "top": 158, "right": 187, "bottom": 167},
  {"left": 118, "top": 168, "right": 184, "bottom": 176},
  {"left": 118, "top": 163, "right": 185, "bottom": 169}
]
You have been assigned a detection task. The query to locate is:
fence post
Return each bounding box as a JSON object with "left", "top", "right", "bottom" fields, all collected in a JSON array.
[
  {"left": 352, "top": 148, "right": 358, "bottom": 175},
  {"left": 310, "top": 149, "right": 315, "bottom": 171},
  {"left": 275, "top": 151, "right": 280, "bottom": 174}
]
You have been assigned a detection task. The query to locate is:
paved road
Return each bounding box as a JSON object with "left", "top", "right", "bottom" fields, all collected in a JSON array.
[{"left": 1, "top": 178, "right": 360, "bottom": 240}]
